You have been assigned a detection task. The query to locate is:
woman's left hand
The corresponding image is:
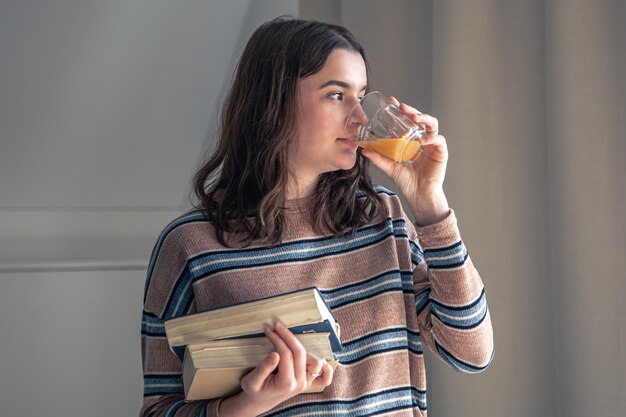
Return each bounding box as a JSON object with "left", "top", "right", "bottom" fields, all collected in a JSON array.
[{"left": 360, "top": 97, "right": 450, "bottom": 226}]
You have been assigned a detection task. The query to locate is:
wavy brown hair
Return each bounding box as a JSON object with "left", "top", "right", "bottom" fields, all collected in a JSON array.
[{"left": 192, "top": 16, "right": 384, "bottom": 246}]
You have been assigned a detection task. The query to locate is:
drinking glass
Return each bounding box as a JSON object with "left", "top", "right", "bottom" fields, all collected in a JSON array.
[{"left": 346, "top": 91, "right": 426, "bottom": 165}]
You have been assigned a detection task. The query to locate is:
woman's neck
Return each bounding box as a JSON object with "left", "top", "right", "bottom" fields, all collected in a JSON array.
[{"left": 286, "top": 173, "right": 318, "bottom": 200}]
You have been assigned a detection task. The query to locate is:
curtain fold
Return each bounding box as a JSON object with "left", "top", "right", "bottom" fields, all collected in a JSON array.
[
  {"left": 430, "top": 2, "right": 554, "bottom": 416},
  {"left": 545, "top": 1, "right": 626, "bottom": 416},
  {"left": 301, "top": 0, "right": 626, "bottom": 415}
]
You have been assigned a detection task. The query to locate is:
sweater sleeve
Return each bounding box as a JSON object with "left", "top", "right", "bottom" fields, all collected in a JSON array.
[
  {"left": 409, "top": 209, "right": 494, "bottom": 373},
  {"left": 140, "top": 222, "right": 223, "bottom": 417}
]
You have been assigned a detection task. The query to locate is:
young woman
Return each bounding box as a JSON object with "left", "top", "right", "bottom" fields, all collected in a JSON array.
[{"left": 140, "top": 17, "right": 494, "bottom": 417}]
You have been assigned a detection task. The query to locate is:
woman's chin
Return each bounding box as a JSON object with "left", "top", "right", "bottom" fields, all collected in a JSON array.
[{"left": 335, "top": 153, "right": 358, "bottom": 171}]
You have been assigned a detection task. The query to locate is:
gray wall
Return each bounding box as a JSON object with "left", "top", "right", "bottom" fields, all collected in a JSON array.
[{"left": 0, "top": 1, "right": 297, "bottom": 416}]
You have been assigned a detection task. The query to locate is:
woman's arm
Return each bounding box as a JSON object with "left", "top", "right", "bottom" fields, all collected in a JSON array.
[
  {"left": 409, "top": 210, "right": 494, "bottom": 373},
  {"left": 362, "top": 97, "right": 493, "bottom": 371}
]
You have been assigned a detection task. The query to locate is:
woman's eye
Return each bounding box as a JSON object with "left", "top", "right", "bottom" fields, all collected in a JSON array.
[{"left": 328, "top": 92, "right": 343, "bottom": 100}]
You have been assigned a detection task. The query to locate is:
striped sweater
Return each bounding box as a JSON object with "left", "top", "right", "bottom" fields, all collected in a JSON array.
[{"left": 140, "top": 187, "right": 494, "bottom": 417}]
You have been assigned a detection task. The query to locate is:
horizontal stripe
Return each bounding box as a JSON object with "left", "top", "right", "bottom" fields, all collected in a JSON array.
[
  {"left": 141, "top": 311, "right": 165, "bottom": 335},
  {"left": 266, "top": 386, "right": 426, "bottom": 417},
  {"left": 144, "top": 375, "right": 182, "bottom": 385},
  {"left": 427, "top": 258, "right": 468, "bottom": 270},
  {"left": 435, "top": 341, "right": 492, "bottom": 374},
  {"left": 422, "top": 240, "right": 463, "bottom": 254},
  {"left": 391, "top": 219, "right": 409, "bottom": 235},
  {"left": 143, "top": 390, "right": 183, "bottom": 398},
  {"left": 143, "top": 210, "right": 207, "bottom": 303},
  {"left": 143, "top": 376, "right": 183, "bottom": 396},
  {"left": 164, "top": 400, "right": 186, "bottom": 417},
  {"left": 430, "top": 289, "right": 488, "bottom": 329},
  {"left": 143, "top": 372, "right": 182, "bottom": 384},
  {"left": 189, "top": 221, "right": 397, "bottom": 278},
  {"left": 426, "top": 253, "right": 468, "bottom": 269},
  {"left": 141, "top": 332, "right": 168, "bottom": 339},
  {"left": 414, "top": 288, "right": 431, "bottom": 316},
  {"left": 430, "top": 287, "right": 485, "bottom": 311},
  {"left": 391, "top": 219, "right": 410, "bottom": 240},
  {"left": 190, "top": 220, "right": 394, "bottom": 263},
  {"left": 194, "top": 402, "right": 208, "bottom": 417},
  {"left": 320, "top": 270, "right": 412, "bottom": 309},
  {"left": 338, "top": 328, "right": 422, "bottom": 364},
  {"left": 409, "top": 241, "right": 425, "bottom": 265},
  {"left": 373, "top": 186, "right": 396, "bottom": 196},
  {"left": 357, "top": 186, "right": 397, "bottom": 198},
  {"left": 423, "top": 240, "right": 468, "bottom": 269},
  {"left": 432, "top": 303, "right": 488, "bottom": 330},
  {"left": 162, "top": 266, "right": 194, "bottom": 320}
]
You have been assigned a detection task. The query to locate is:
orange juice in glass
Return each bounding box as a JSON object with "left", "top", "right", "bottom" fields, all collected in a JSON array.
[{"left": 347, "top": 91, "right": 426, "bottom": 166}]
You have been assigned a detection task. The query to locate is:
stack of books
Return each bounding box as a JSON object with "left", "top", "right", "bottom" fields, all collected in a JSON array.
[{"left": 164, "top": 287, "right": 342, "bottom": 400}]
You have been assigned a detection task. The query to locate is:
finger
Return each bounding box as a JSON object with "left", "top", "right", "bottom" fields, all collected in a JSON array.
[
  {"left": 305, "top": 353, "right": 325, "bottom": 384},
  {"left": 418, "top": 133, "right": 447, "bottom": 148},
  {"left": 391, "top": 98, "right": 425, "bottom": 117},
  {"left": 316, "top": 360, "right": 335, "bottom": 387},
  {"left": 360, "top": 148, "right": 403, "bottom": 177},
  {"left": 398, "top": 102, "right": 422, "bottom": 115},
  {"left": 264, "top": 326, "right": 295, "bottom": 384},
  {"left": 241, "top": 351, "right": 279, "bottom": 392},
  {"left": 274, "top": 321, "right": 307, "bottom": 385},
  {"left": 408, "top": 113, "right": 438, "bottom": 134}
]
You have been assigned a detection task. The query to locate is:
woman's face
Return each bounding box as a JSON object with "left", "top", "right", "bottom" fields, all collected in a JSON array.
[{"left": 289, "top": 48, "right": 368, "bottom": 184}]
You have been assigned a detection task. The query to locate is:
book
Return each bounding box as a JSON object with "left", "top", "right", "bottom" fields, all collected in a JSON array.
[
  {"left": 182, "top": 332, "right": 338, "bottom": 400},
  {"left": 164, "top": 287, "right": 341, "bottom": 401},
  {"left": 164, "top": 287, "right": 341, "bottom": 361}
]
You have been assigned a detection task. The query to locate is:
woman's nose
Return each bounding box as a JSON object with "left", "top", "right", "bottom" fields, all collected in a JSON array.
[{"left": 346, "top": 102, "right": 368, "bottom": 127}]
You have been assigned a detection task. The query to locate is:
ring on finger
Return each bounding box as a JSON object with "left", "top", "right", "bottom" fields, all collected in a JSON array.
[{"left": 426, "top": 129, "right": 439, "bottom": 135}]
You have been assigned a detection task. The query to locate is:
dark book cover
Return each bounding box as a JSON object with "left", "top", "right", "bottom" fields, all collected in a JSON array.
[{"left": 172, "top": 320, "right": 341, "bottom": 361}]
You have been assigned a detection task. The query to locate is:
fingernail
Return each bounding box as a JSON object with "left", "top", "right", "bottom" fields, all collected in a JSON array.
[{"left": 275, "top": 321, "right": 284, "bottom": 330}]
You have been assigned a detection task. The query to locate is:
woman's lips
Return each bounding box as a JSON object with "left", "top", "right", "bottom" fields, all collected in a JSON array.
[{"left": 337, "top": 137, "right": 358, "bottom": 147}]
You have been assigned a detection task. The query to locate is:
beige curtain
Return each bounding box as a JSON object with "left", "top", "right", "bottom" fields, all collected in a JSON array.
[{"left": 302, "top": 1, "right": 626, "bottom": 416}]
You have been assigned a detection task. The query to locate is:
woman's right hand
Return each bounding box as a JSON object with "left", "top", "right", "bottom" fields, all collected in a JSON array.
[{"left": 218, "top": 321, "right": 335, "bottom": 417}]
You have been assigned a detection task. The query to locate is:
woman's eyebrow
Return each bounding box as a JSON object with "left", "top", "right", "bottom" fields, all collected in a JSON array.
[{"left": 318, "top": 80, "right": 368, "bottom": 91}]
